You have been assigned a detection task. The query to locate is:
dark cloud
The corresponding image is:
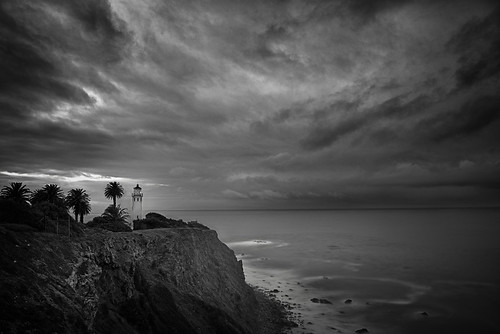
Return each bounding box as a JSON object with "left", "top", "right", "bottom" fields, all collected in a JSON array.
[
  {"left": 0, "top": 0, "right": 130, "bottom": 118},
  {"left": 302, "top": 116, "right": 362, "bottom": 150},
  {"left": 344, "top": 0, "right": 412, "bottom": 22},
  {"left": 0, "top": 0, "right": 132, "bottom": 173},
  {"left": 254, "top": 22, "right": 308, "bottom": 66},
  {"left": 412, "top": 178, "right": 500, "bottom": 190},
  {"left": 301, "top": 95, "right": 431, "bottom": 150},
  {"left": 1, "top": 0, "right": 499, "bottom": 209},
  {"left": 448, "top": 5, "right": 500, "bottom": 88},
  {"left": 419, "top": 95, "right": 500, "bottom": 142},
  {"left": 0, "top": 119, "right": 114, "bottom": 170},
  {"left": 54, "top": 0, "right": 127, "bottom": 47}
]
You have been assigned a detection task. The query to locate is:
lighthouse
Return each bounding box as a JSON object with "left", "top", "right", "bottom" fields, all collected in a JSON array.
[{"left": 131, "top": 184, "right": 143, "bottom": 221}]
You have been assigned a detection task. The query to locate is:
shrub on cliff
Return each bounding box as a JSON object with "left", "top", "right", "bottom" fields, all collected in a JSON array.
[
  {"left": 32, "top": 201, "right": 71, "bottom": 222},
  {"left": 31, "top": 201, "right": 85, "bottom": 236},
  {"left": 0, "top": 198, "right": 39, "bottom": 228},
  {"left": 133, "top": 217, "right": 184, "bottom": 230},
  {"left": 133, "top": 212, "right": 186, "bottom": 230},
  {"left": 145, "top": 212, "right": 176, "bottom": 222},
  {"left": 186, "top": 220, "right": 209, "bottom": 229},
  {"left": 101, "top": 205, "right": 129, "bottom": 223},
  {"left": 0, "top": 198, "right": 85, "bottom": 236},
  {"left": 0, "top": 182, "right": 88, "bottom": 236},
  {"left": 133, "top": 212, "right": 209, "bottom": 230},
  {"left": 87, "top": 216, "right": 131, "bottom": 232},
  {"left": 87, "top": 205, "right": 132, "bottom": 232}
]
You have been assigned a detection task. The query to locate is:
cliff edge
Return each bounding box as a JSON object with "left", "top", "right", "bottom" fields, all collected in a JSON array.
[{"left": 0, "top": 227, "right": 263, "bottom": 333}]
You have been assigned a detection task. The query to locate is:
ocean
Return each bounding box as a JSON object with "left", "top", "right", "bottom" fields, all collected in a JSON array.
[{"left": 162, "top": 209, "right": 500, "bottom": 334}]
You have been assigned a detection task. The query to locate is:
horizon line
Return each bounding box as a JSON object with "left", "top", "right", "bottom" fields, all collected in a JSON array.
[{"left": 142, "top": 206, "right": 500, "bottom": 212}]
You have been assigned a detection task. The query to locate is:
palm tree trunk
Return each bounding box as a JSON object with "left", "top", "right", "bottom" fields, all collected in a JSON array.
[
  {"left": 75, "top": 212, "right": 78, "bottom": 222},
  {"left": 113, "top": 196, "right": 116, "bottom": 208},
  {"left": 80, "top": 213, "right": 84, "bottom": 224}
]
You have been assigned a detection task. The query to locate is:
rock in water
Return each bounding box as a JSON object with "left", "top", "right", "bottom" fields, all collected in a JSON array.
[{"left": 310, "top": 298, "right": 332, "bottom": 304}]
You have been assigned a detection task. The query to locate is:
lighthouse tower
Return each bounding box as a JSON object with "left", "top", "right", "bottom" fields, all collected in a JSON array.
[{"left": 131, "top": 184, "right": 143, "bottom": 221}]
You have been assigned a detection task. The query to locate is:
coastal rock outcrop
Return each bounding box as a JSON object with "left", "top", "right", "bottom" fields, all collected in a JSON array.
[{"left": 0, "top": 227, "right": 258, "bottom": 333}]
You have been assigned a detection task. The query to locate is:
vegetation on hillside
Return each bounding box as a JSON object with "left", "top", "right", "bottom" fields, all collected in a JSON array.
[
  {"left": 0, "top": 182, "right": 85, "bottom": 235},
  {"left": 31, "top": 184, "right": 65, "bottom": 206},
  {"left": 88, "top": 204, "right": 131, "bottom": 232},
  {"left": 1, "top": 181, "right": 208, "bottom": 234},
  {"left": 134, "top": 212, "right": 208, "bottom": 230}
]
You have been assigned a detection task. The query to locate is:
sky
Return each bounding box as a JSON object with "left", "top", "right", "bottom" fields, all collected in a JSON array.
[{"left": 1, "top": 0, "right": 500, "bottom": 213}]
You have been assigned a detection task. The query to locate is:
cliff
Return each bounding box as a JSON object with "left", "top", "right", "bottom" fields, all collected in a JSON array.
[{"left": 0, "top": 226, "right": 263, "bottom": 333}]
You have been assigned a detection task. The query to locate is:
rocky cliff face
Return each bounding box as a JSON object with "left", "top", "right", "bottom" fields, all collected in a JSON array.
[{"left": 0, "top": 227, "right": 258, "bottom": 333}]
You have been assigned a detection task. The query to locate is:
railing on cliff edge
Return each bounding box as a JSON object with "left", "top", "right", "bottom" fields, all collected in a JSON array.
[{"left": 40, "top": 216, "right": 73, "bottom": 237}]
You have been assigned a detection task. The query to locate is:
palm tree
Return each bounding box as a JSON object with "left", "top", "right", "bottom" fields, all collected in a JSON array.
[
  {"left": 78, "top": 201, "right": 91, "bottom": 223},
  {"left": 31, "top": 184, "right": 65, "bottom": 205},
  {"left": 43, "top": 184, "right": 64, "bottom": 204},
  {"left": 1, "top": 182, "right": 31, "bottom": 204},
  {"left": 102, "top": 205, "right": 129, "bottom": 223},
  {"left": 104, "top": 181, "right": 124, "bottom": 208},
  {"left": 66, "top": 189, "right": 91, "bottom": 223},
  {"left": 30, "top": 189, "right": 46, "bottom": 204}
]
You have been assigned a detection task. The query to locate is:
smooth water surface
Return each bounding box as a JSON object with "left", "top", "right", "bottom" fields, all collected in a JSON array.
[{"left": 162, "top": 209, "right": 500, "bottom": 334}]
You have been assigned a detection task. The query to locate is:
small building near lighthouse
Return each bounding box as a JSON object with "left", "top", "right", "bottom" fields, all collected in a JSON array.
[{"left": 131, "top": 184, "right": 143, "bottom": 221}]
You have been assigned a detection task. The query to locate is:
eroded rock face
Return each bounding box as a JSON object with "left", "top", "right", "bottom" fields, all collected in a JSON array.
[{"left": 0, "top": 227, "right": 257, "bottom": 333}]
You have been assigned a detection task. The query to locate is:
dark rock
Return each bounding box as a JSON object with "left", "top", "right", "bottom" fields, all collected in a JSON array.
[
  {"left": 355, "top": 328, "right": 369, "bottom": 333},
  {"left": 310, "top": 298, "right": 332, "bottom": 304},
  {"left": 421, "top": 311, "right": 429, "bottom": 316},
  {"left": 344, "top": 299, "right": 352, "bottom": 304},
  {"left": 0, "top": 228, "right": 259, "bottom": 333}
]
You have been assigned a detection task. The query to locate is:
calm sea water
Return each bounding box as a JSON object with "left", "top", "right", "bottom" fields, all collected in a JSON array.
[{"left": 160, "top": 209, "right": 500, "bottom": 334}]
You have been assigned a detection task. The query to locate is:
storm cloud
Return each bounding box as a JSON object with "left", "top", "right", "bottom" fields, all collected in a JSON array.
[{"left": 1, "top": 0, "right": 499, "bottom": 211}]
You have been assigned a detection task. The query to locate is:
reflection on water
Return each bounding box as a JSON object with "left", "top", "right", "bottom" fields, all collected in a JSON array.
[{"left": 165, "top": 209, "right": 500, "bottom": 334}]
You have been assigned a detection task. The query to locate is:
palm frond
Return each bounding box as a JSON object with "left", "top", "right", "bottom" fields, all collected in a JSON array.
[{"left": 0, "top": 182, "right": 31, "bottom": 204}]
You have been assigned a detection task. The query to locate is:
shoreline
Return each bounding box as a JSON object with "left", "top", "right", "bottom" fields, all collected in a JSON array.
[
  {"left": 241, "top": 257, "right": 352, "bottom": 334},
  {"left": 234, "top": 237, "right": 500, "bottom": 334},
  {"left": 232, "top": 239, "right": 417, "bottom": 334},
  {"left": 253, "top": 286, "right": 297, "bottom": 334}
]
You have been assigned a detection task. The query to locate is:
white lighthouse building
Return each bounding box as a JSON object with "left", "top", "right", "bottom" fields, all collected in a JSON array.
[{"left": 131, "top": 184, "right": 143, "bottom": 221}]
